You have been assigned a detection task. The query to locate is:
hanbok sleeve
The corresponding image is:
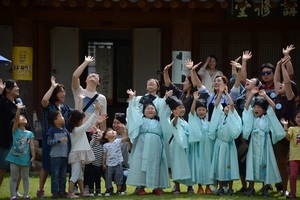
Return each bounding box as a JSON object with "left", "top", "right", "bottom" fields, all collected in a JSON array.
[
  {"left": 171, "top": 118, "right": 188, "bottom": 149},
  {"left": 208, "top": 104, "right": 222, "bottom": 140},
  {"left": 266, "top": 106, "right": 286, "bottom": 144},
  {"left": 158, "top": 98, "right": 173, "bottom": 142},
  {"left": 188, "top": 112, "right": 204, "bottom": 143},
  {"left": 227, "top": 109, "right": 242, "bottom": 139},
  {"left": 242, "top": 107, "right": 254, "bottom": 140},
  {"left": 126, "top": 97, "right": 143, "bottom": 140}
]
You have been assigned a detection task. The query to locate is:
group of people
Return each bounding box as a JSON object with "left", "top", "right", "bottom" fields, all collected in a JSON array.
[{"left": 0, "top": 44, "right": 299, "bottom": 199}]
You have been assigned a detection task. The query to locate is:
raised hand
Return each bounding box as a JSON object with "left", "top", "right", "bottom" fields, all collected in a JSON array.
[
  {"left": 0, "top": 78, "right": 5, "bottom": 93},
  {"left": 50, "top": 76, "right": 58, "bottom": 88},
  {"left": 242, "top": 51, "right": 252, "bottom": 61},
  {"left": 193, "top": 91, "right": 199, "bottom": 100},
  {"left": 258, "top": 89, "right": 266, "bottom": 97},
  {"left": 251, "top": 87, "right": 259, "bottom": 95},
  {"left": 282, "top": 44, "right": 295, "bottom": 56},
  {"left": 192, "top": 62, "right": 202, "bottom": 70},
  {"left": 230, "top": 60, "right": 242, "bottom": 70},
  {"left": 127, "top": 89, "right": 136, "bottom": 100},
  {"left": 78, "top": 93, "right": 86, "bottom": 100},
  {"left": 165, "top": 90, "right": 173, "bottom": 98},
  {"left": 280, "top": 118, "right": 288, "bottom": 126},
  {"left": 164, "top": 61, "right": 174, "bottom": 72},
  {"left": 97, "top": 114, "right": 108, "bottom": 124},
  {"left": 184, "top": 58, "right": 193, "bottom": 70},
  {"left": 85, "top": 55, "right": 95, "bottom": 63}
]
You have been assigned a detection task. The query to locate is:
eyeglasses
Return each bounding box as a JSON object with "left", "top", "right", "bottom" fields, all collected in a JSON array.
[{"left": 261, "top": 70, "right": 272, "bottom": 76}]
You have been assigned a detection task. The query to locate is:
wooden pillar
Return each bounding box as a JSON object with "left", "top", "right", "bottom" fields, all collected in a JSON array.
[{"left": 12, "top": 7, "right": 34, "bottom": 128}]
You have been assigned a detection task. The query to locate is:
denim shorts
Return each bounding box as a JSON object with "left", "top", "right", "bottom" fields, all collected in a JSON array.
[{"left": 0, "top": 147, "right": 10, "bottom": 169}]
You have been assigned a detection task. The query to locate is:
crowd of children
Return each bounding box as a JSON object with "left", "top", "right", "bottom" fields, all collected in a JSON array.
[{"left": 0, "top": 44, "right": 299, "bottom": 199}]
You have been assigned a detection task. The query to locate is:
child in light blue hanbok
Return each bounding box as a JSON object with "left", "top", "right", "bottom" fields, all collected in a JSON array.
[
  {"left": 208, "top": 85, "right": 242, "bottom": 196},
  {"left": 188, "top": 91, "right": 214, "bottom": 194},
  {"left": 165, "top": 96, "right": 194, "bottom": 195},
  {"left": 242, "top": 88, "right": 285, "bottom": 197},
  {"left": 125, "top": 89, "right": 170, "bottom": 196}
]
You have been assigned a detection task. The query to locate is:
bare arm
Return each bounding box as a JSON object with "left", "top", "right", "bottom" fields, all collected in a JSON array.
[
  {"left": 231, "top": 60, "right": 242, "bottom": 89},
  {"left": 72, "top": 56, "right": 94, "bottom": 90},
  {"left": 190, "top": 61, "right": 203, "bottom": 88},
  {"left": 12, "top": 104, "right": 25, "bottom": 132},
  {"left": 42, "top": 76, "right": 58, "bottom": 107},
  {"left": 190, "top": 91, "right": 199, "bottom": 115},
  {"left": 215, "top": 84, "right": 225, "bottom": 107},
  {"left": 163, "top": 61, "right": 173, "bottom": 87},
  {"left": 198, "top": 56, "right": 210, "bottom": 80},
  {"left": 30, "top": 138, "right": 36, "bottom": 163},
  {"left": 241, "top": 51, "right": 252, "bottom": 84},
  {"left": 281, "top": 63, "right": 294, "bottom": 100},
  {"left": 282, "top": 44, "right": 295, "bottom": 79},
  {"left": 245, "top": 87, "right": 258, "bottom": 110},
  {"left": 258, "top": 89, "right": 275, "bottom": 110},
  {"left": 225, "top": 86, "right": 234, "bottom": 111}
]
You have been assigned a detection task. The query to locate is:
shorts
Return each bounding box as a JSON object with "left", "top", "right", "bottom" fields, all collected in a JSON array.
[{"left": 0, "top": 147, "right": 10, "bottom": 169}]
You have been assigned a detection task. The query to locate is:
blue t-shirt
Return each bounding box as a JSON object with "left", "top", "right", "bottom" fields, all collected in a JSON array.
[{"left": 6, "top": 128, "right": 34, "bottom": 166}]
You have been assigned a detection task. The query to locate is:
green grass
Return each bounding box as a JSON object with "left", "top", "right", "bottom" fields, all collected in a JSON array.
[{"left": 0, "top": 171, "right": 299, "bottom": 199}]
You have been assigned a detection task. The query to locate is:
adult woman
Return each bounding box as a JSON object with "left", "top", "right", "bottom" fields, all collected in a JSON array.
[{"left": 37, "top": 76, "right": 72, "bottom": 198}]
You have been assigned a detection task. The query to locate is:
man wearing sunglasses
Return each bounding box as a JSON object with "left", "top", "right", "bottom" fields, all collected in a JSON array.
[{"left": 260, "top": 63, "right": 276, "bottom": 101}]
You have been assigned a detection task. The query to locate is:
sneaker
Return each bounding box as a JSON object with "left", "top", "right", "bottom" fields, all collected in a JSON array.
[
  {"left": 197, "top": 186, "right": 204, "bottom": 194},
  {"left": 217, "top": 188, "right": 224, "bottom": 195},
  {"left": 228, "top": 189, "right": 234, "bottom": 196},
  {"left": 223, "top": 186, "right": 228, "bottom": 194},
  {"left": 286, "top": 192, "right": 296, "bottom": 199},
  {"left": 262, "top": 189, "right": 270, "bottom": 197},
  {"left": 104, "top": 192, "right": 111, "bottom": 197},
  {"left": 37, "top": 189, "right": 46, "bottom": 198},
  {"left": 97, "top": 193, "right": 102, "bottom": 197},
  {"left": 187, "top": 186, "right": 194, "bottom": 194},
  {"left": 211, "top": 186, "right": 218, "bottom": 194},
  {"left": 23, "top": 195, "right": 31, "bottom": 200},
  {"left": 88, "top": 193, "right": 94, "bottom": 197},
  {"left": 118, "top": 191, "right": 126, "bottom": 195},
  {"left": 10, "top": 196, "right": 17, "bottom": 200},
  {"left": 152, "top": 188, "right": 164, "bottom": 195},
  {"left": 246, "top": 188, "right": 255, "bottom": 197},
  {"left": 67, "top": 194, "right": 79, "bottom": 199},
  {"left": 173, "top": 190, "right": 180, "bottom": 195}
]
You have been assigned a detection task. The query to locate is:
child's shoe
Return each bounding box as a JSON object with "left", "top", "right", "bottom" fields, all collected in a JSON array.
[
  {"left": 246, "top": 188, "right": 255, "bottom": 197},
  {"left": 37, "top": 189, "right": 46, "bottom": 198},
  {"left": 262, "top": 189, "right": 270, "bottom": 197},
  {"left": 10, "top": 196, "right": 17, "bottom": 200},
  {"left": 286, "top": 192, "right": 296, "bottom": 199},
  {"left": 137, "top": 188, "right": 147, "bottom": 195},
  {"left": 216, "top": 188, "right": 224, "bottom": 195},
  {"left": 23, "top": 196, "right": 30, "bottom": 200},
  {"left": 197, "top": 186, "right": 204, "bottom": 194},
  {"left": 173, "top": 190, "right": 180, "bottom": 195},
  {"left": 104, "top": 192, "right": 111, "bottom": 197},
  {"left": 205, "top": 187, "right": 212, "bottom": 194},
  {"left": 117, "top": 190, "right": 126, "bottom": 195},
  {"left": 96, "top": 193, "right": 102, "bottom": 197},
  {"left": 152, "top": 188, "right": 164, "bottom": 195},
  {"left": 67, "top": 194, "right": 79, "bottom": 198},
  {"left": 187, "top": 186, "right": 194, "bottom": 194},
  {"left": 228, "top": 189, "right": 234, "bottom": 196}
]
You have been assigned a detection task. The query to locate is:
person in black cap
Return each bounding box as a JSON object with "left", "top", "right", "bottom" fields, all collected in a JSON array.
[
  {"left": 242, "top": 87, "right": 285, "bottom": 198},
  {"left": 165, "top": 95, "right": 194, "bottom": 195},
  {"left": 188, "top": 91, "right": 214, "bottom": 195}
]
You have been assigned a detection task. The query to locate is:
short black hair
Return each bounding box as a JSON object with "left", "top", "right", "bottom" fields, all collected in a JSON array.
[{"left": 48, "top": 111, "right": 61, "bottom": 126}]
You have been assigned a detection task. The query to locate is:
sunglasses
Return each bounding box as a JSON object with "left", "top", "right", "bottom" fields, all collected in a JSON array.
[{"left": 261, "top": 70, "right": 272, "bottom": 76}]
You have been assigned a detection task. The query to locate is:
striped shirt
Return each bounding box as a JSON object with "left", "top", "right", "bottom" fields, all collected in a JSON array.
[{"left": 89, "top": 133, "right": 103, "bottom": 167}]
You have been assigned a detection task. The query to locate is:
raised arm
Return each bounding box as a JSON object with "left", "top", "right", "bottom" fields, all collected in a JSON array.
[
  {"left": 190, "top": 61, "right": 202, "bottom": 88},
  {"left": 163, "top": 61, "right": 174, "bottom": 87},
  {"left": 282, "top": 44, "right": 295, "bottom": 79},
  {"left": 241, "top": 51, "right": 252, "bottom": 84},
  {"left": 72, "top": 56, "right": 95, "bottom": 90},
  {"left": 245, "top": 87, "right": 258, "bottom": 110},
  {"left": 258, "top": 89, "right": 275, "bottom": 110},
  {"left": 12, "top": 104, "right": 25, "bottom": 132},
  {"left": 0, "top": 79, "right": 5, "bottom": 95},
  {"left": 197, "top": 56, "right": 210, "bottom": 80},
  {"left": 41, "top": 76, "right": 58, "bottom": 107},
  {"left": 231, "top": 59, "right": 242, "bottom": 89},
  {"left": 215, "top": 84, "right": 225, "bottom": 107},
  {"left": 224, "top": 86, "right": 234, "bottom": 111},
  {"left": 190, "top": 91, "right": 199, "bottom": 115},
  {"left": 281, "top": 61, "right": 294, "bottom": 100}
]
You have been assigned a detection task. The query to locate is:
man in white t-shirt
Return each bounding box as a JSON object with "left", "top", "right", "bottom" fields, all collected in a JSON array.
[{"left": 72, "top": 56, "right": 107, "bottom": 131}]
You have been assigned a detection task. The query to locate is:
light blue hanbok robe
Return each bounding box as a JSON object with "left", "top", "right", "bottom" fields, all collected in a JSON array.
[
  {"left": 168, "top": 117, "right": 194, "bottom": 185},
  {"left": 126, "top": 97, "right": 170, "bottom": 189},
  {"left": 242, "top": 106, "right": 285, "bottom": 184},
  {"left": 188, "top": 113, "right": 214, "bottom": 185},
  {"left": 208, "top": 105, "right": 242, "bottom": 181}
]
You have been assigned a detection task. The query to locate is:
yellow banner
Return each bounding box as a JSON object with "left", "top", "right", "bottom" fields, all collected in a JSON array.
[{"left": 12, "top": 46, "right": 33, "bottom": 80}]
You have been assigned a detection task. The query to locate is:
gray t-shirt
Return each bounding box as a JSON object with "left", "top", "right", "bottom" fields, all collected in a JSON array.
[{"left": 103, "top": 138, "right": 123, "bottom": 167}]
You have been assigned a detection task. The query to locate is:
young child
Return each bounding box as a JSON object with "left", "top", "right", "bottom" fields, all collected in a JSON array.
[
  {"left": 126, "top": 89, "right": 170, "bottom": 196},
  {"left": 84, "top": 115, "right": 107, "bottom": 197},
  {"left": 281, "top": 111, "right": 300, "bottom": 199},
  {"left": 6, "top": 104, "right": 35, "bottom": 200},
  {"left": 66, "top": 102, "right": 100, "bottom": 198},
  {"left": 242, "top": 88, "right": 285, "bottom": 197},
  {"left": 46, "top": 110, "right": 70, "bottom": 198},
  {"left": 208, "top": 85, "right": 242, "bottom": 195},
  {"left": 188, "top": 91, "right": 214, "bottom": 194},
  {"left": 102, "top": 127, "right": 128, "bottom": 196},
  {"left": 166, "top": 95, "right": 194, "bottom": 195}
]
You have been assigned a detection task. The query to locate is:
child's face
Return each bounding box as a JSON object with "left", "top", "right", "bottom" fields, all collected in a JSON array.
[
  {"left": 105, "top": 129, "right": 116, "bottom": 139},
  {"left": 253, "top": 105, "right": 265, "bottom": 117},
  {"left": 175, "top": 105, "right": 186, "bottom": 117},
  {"left": 144, "top": 105, "right": 157, "bottom": 119},
  {"left": 196, "top": 107, "right": 207, "bottom": 119},
  {"left": 56, "top": 112, "right": 65, "bottom": 125},
  {"left": 146, "top": 79, "right": 159, "bottom": 93},
  {"left": 18, "top": 115, "right": 27, "bottom": 125},
  {"left": 294, "top": 113, "right": 300, "bottom": 126}
]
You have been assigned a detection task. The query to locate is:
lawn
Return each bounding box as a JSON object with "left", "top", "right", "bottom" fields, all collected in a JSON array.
[{"left": 0, "top": 171, "right": 299, "bottom": 200}]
